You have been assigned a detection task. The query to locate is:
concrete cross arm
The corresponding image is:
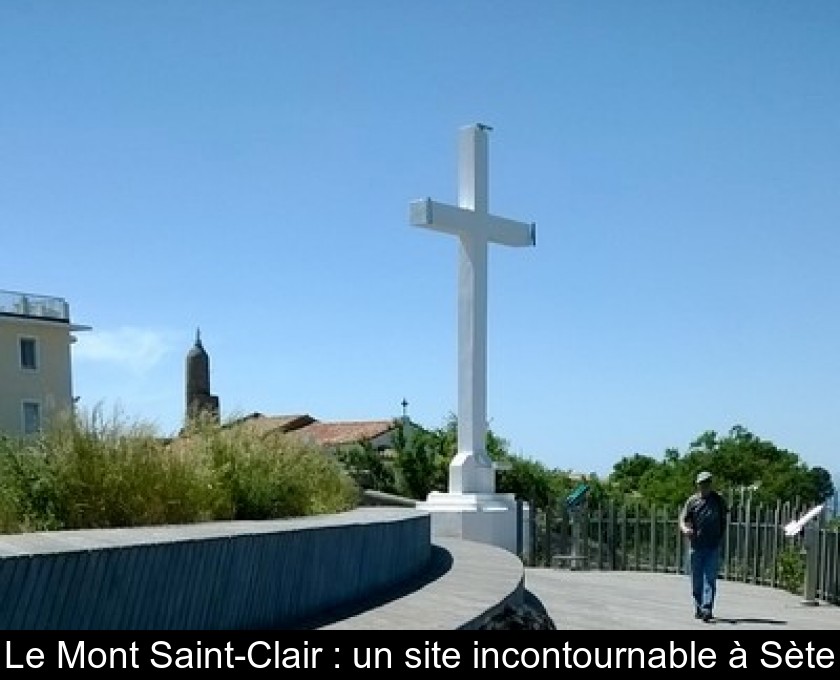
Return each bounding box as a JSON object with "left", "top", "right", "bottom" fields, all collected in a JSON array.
[{"left": 410, "top": 198, "right": 536, "bottom": 248}]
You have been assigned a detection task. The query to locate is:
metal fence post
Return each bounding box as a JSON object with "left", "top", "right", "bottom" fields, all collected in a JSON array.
[
  {"left": 634, "top": 502, "right": 641, "bottom": 570},
  {"left": 570, "top": 505, "right": 580, "bottom": 569},
  {"left": 802, "top": 518, "right": 820, "bottom": 606},
  {"left": 620, "top": 503, "right": 628, "bottom": 571},
  {"left": 545, "top": 505, "right": 553, "bottom": 568},
  {"left": 529, "top": 499, "right": 537, "bottom": 566}
]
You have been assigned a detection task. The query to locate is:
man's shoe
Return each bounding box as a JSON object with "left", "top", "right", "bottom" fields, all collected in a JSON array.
[
  {"left": 694, "top": 609, "right": 703, "bottom": 619},
  {"left": 701, "top": 611, "right": 713, "bottom": 622}
]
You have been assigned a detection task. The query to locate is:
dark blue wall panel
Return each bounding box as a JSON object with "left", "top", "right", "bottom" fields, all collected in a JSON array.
[{"left": 0, "top": 509, "right": 431, "bottom": 630}]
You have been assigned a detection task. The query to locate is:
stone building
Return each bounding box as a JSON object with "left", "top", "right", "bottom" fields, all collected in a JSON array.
[
  {"left": 0, "top": 288, "right": 90, "bottom": 435},
  {"left": 184, "top": 328, "right": 220, "bottom": 427}
]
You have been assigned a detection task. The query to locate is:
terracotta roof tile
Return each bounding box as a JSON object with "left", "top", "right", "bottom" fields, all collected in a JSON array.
[
  {"left": 287, "top": 420, "right": 397, "bottom": 447},
  {"left": 170, "top": 412, "right": 409, "bottom": 450},
  {"left": 226, "top": 413, "right": 316, "bottom": 436}
]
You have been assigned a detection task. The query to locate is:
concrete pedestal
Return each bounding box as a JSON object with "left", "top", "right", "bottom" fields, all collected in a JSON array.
[{"left": 417, "top": 491, "right": 521, "bottom": 555}]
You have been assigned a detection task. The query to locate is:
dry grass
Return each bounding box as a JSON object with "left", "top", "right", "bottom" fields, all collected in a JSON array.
[{"left": 0, "top": 406, "right": 359, "bottom": 534}]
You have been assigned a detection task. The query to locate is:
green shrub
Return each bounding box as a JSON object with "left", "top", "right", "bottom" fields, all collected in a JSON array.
[
  {"left": 0, "top": 406, "right": 359, "bottom": 534},
  {"left": 188, "top": 416, "right": 360, "bottom": 519},
  {"left": 0, "top": 431, "right": 63, "bottom": 531},
  {"left": 775, "top": 547, "right": 805, "bottom": 595}
]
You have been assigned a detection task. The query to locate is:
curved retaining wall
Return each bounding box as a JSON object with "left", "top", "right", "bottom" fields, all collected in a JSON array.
[
  {"left": 0, "top": 508, "right": 431, "bottom": 630},
  {"left": 319, "top": 537, "right": 525, "bottom": 630}
]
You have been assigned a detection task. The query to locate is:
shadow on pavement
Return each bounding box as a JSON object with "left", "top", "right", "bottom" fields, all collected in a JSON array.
[{"left": 711, "top": 617, "right": 787, "bottom": 625}]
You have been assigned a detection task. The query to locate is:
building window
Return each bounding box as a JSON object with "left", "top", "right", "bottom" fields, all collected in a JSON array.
[
  {"left": 22, "top": 401, "right": 41, "bottom": 435},
  {"left": 19, "top": 337, "right": 37, "bottom": 370}
]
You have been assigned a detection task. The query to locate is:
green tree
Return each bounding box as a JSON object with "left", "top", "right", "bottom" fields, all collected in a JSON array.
[
  {"left": 496, "top": 457, "right": 567, "bottom": 509},
  {"left": 609, "top": 453, "right": 659, "bottom": 496},
  {"left": 389, "top": 413, "right": 569, "bottom": 510},
  {"left": 392, "top": 422, "right": 446, "bottom": 499},
  {"left": 609, "top": 425, "right": 835, "bottom": 509},
  {"left": 805, "top": 466, "right": 835, "bottom": 505},
  {"left": 335, "top": 440, "right": 397, "bottom": 494}
]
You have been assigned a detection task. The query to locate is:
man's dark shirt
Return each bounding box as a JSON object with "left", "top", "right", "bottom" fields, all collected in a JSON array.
[{"left": 682, "top": 491, "right": 728, "bottom": 550}]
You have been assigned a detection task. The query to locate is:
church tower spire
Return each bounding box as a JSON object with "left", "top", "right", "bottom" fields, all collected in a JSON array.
[{"left": 185, "top": 327, "right": 219, "bottom": 427}]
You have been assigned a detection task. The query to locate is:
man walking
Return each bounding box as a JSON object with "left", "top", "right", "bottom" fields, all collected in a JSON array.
[{"left": 679, "top": 471, "right": 728, "bottom": 622}]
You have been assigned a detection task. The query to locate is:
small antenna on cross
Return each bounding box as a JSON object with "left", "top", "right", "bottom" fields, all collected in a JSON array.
[{"left": 401, "top": 398, "right": 409, "bottom": 418}]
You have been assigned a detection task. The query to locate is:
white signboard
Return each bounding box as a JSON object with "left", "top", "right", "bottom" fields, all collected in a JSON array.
[{"left": 784, "top": 504, "right": 824, "bottom": 537}]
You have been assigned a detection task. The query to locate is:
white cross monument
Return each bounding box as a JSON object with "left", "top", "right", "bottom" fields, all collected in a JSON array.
[{"left": 409, "top": 123, "right": 535, "bottom": 554}]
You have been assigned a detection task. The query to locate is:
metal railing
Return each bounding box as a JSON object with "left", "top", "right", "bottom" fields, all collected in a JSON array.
[
  {"left": 360, "top": 489, "right": 417, "bottom": 507},
  {"left": 529, "top": 499, "right": 839, "bottom": 605},
  {"left": 0, "top": 289, "right": 69, "bottom": 322}
]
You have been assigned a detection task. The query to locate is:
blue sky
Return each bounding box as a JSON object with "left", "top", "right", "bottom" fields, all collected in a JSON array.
[{"left": 3, "top": 1, "right": 839, "bottom": 481}]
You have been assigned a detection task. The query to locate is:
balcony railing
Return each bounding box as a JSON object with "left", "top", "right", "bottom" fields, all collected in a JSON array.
[{"left": 0, "top": 289, "right": 70, "bottom": 322}]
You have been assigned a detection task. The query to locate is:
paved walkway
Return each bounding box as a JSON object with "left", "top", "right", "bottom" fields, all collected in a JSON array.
[
  {"left": 525, "top": 569, "right": 840, "bottom": 630},
  {"left": 317, "top": 538, "right": 524, "bottom": 630}
]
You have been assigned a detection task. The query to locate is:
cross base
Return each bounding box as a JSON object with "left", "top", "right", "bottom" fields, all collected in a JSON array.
[
  {"left": 416, "top": 491, "right": 526, "bottom": 556},
  {"left": 448, "top": 450, "right": 496, "bottom": 495}
]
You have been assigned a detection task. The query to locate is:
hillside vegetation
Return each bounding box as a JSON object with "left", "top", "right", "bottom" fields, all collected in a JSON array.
[
  {"left": 340, "top": 416, "right": 835, "bottom": 514},
  {"left": 0, "top": 407, "right": 359, "bottom": 534}
]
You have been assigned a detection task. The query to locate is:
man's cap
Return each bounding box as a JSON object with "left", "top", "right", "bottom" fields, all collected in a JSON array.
[{"left": 696, "top": 471, "right": 713, "bottom": 484}]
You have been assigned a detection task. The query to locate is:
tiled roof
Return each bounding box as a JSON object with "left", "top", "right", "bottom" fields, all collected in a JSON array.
[
  {"left": 226, "top": 412, "right": 316, "bottom": 436},
  {"left": 286, "top": 420, "right": 397, "bottom": 447},
  {"left": 171, "top": 412, "right": 409, "bottom": 450}
]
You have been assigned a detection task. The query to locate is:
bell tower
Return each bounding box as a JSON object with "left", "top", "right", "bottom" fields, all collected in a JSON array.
[{"left": 185, "top": 328, "right": 219, "bottom": 426}]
